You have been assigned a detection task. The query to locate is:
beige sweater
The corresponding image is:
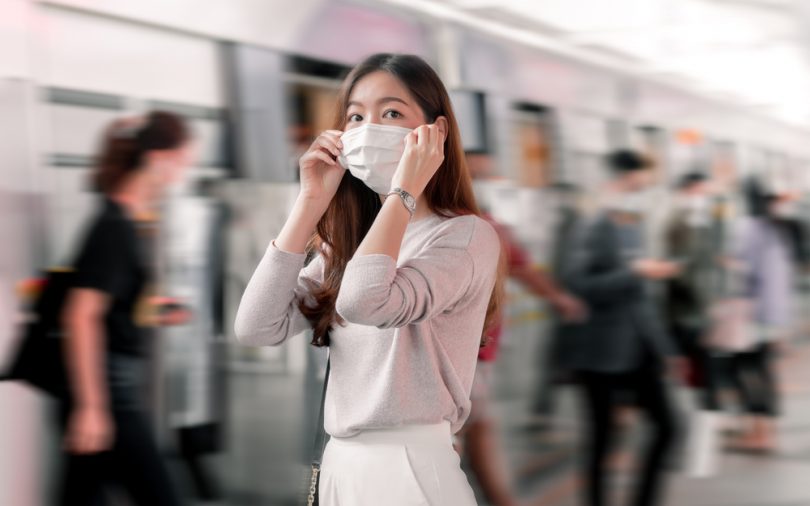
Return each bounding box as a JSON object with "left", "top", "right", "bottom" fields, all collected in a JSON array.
[{"left": 234, "top": 213, "right": 500, "bottom": 437}]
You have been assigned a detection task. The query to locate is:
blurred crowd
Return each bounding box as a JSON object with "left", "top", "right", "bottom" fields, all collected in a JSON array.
[{"left": 3, "top": 59, "right": 810, "bottom": 506}]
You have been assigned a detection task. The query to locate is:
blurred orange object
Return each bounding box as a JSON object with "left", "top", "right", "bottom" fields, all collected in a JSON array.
[
  {"left": 16, "top": 277, "right": 47, "bottom": 304},
  {"left": 676, "top": 129, "right": 703, "bottom": 145}
]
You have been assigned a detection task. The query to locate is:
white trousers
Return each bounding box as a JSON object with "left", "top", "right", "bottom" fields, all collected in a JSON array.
[{"left": 319, "top": 422, "right": 477, "bottom": 505}]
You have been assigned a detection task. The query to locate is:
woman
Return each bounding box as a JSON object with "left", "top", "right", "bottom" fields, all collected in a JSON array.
[
  {"left": 60, "top": 111, "right": 193, "bottom": 505},
  {"left": 727, "top": 180, "right": 796, "bottom": 452},
  {"left": 235, "top": 53, "right": 502, "bottom": 505}
]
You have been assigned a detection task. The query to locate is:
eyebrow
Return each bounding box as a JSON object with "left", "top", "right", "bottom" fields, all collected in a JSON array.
[{"left": 347, "top": 96, "right": 409, "bottom": 108}]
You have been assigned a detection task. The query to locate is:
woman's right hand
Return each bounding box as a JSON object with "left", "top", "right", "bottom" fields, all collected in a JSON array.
[
  {"left": 64, "top": 405, "right": 115, "bottom": 454},
  {"left": 298, "top": 130, "right": 346, "bottom": 206}
]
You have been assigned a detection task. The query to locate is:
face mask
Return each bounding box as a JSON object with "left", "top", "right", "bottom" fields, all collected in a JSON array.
[
  {"left": 605, "top": 191, "right": 646, "bottom": 214},
  {"left": 677, "top": 195, "right": 711, "bottom": 227},
  {"left": 772, "top": 201, "right": 797, "bottom": 218},
  {"left": 338, "top": 124, "right": 412, "bottom": 194}
]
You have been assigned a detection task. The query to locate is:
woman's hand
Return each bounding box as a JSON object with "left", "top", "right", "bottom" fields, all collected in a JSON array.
[
  {"left": 298, "top": 130, "right": 346, "bottom": 207},
  {"left": 391, "top": 121, "right": 446, "bottom": 199},
  {"left": 277, "top": 131, "right": 346, "bottom": 253},
  {"left": 65, "top": 405, "right": 115, "bottom": 454}
]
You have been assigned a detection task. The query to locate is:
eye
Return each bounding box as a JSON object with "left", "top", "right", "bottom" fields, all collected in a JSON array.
[
  {"left": 383, "top": 109, "right": 403, "bottom": 120},
  {"left": 348, "top": 113, "right": 363, "bottom": 122}
]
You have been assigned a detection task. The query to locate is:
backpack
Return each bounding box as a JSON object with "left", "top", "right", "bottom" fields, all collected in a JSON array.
[{"left": 2, "top": 269, "right": 74, "bottom": 399}]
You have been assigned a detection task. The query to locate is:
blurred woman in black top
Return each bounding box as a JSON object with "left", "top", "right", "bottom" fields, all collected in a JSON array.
[{"left": 60, "top": 111, "right": 193, "bottom": 505}]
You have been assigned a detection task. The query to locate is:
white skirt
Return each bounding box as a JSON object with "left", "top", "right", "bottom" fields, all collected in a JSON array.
[{"left": 319, "top": 422, "right": 477, "bottom": 505}]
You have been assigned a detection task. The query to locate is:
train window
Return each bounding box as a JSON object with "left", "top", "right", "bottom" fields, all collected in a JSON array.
[
  {"left": 287, "top": 55, "right": 351, "bottom": 81},
  {"left": 556, "top": 112, "right": 611, "bottom": 194},
  {"left": 508, "top": 103, "right": 557, "bottom": 188},
  {"left": 671, "top": 128, "right": 706, "bottom": 182},
  {"left": 607, "top": 119, "right": 630, "bottom": 150},
  {"left": 147, "top": 100, "right": 231, "bottom": 173},
  {"left": 450, "top": 90, "right": 489, "bottom": 153},
  {"left": 709, "top": 140, "right": 738, "bottom": 192},
  {"left": 45, "top": 87, "right": 124, "bottom": 169},
  {"left": 284, "top": 56, "right": 349, "bottom": 181}
]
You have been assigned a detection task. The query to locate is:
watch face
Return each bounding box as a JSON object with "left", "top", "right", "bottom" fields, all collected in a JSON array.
[{"left": 404, "top": 193, "right": 416, "bottom": 208}]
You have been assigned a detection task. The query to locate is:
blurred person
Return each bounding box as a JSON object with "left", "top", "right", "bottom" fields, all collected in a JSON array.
[
  {"left": 59, "top": 111, "right": 194, "bottom": 505},
  {"left": 664, "top": 172, "right": 723, "bottom": 410},
  {"left": 534, "top": 181, "right": 587, "bottom": 420},
  {"left": 234, "top": 54, "right": 502, "bottom": 506},
  {"left": 460, "top": 151, "right": 585, "bottom": 506},
  {"left": 558, "top": 150, "right": 681, "bottom": 506},
  {"left": 724, "top": 179, "right": 798, "bottom": 452},
  {"left": 466, "top": 152, "right": 585, "bottom": 321}
]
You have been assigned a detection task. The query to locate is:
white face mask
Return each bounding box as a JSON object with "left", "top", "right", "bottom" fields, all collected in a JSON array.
[
  {"left": 338, "top": 124, "right": 412, "bottom": 194},
  {"left": 605, "top": 191, "right": 647, "bottom": 214},
  {"left": 677, "top": 195, "right": 712, "bottom": 227}
]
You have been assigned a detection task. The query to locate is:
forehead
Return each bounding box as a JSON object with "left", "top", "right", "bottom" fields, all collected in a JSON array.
[{"left": 348, "top": 71, "right": 413, "bottom": 105}]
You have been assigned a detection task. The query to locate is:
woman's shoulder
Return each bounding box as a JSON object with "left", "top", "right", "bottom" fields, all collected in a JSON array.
[
  {"left": 81, "top": 206, "right": 129, "bottom": 244},
  {"left": 426, "top": 214, "right": 499, "bottom": 255}
]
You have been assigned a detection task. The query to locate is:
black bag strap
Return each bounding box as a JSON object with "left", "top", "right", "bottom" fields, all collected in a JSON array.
[
  {"left": 311, "top": 357, "right": 330, "bottom": 467},
  {"left": 306, "top": 357, "right": 330, "bottom": 505}
]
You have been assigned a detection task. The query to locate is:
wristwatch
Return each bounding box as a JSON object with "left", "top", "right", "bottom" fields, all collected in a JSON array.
[{"left": 387, "top": 187, "right": 416, "bottom": 218}]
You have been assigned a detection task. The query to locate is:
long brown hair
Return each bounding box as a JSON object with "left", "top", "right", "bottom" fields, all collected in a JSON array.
[
  {"left": 300, "top": 53, "right": 503, "bottom": 346},
  {"left": 94, "top": 110, "right": 189, "bottom": 193}
]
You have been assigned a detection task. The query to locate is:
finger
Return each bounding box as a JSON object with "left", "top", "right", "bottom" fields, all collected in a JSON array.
[
  {"left": 311, "top": 150, "right": 337, "bottom": 166},
  {"left": 416, "top": 125, "right": 429, "bottom": 146},
  {"left": 323, "top": 132, "right": 344, "bottom": 150},
  {"left": 315, "top": 137, "right": 341, "bottom": 157},
  {"left": 428, "top": 123, "right": 440, "bottom": 149},
  {"left": 404, "top": 130, "right": 418, "bottom": 148},
  {"left": 320, "top": 131, "right": 344, "bottom": 150},
  {"left": 307, "top": 134, "right": 339, "bottom": 155},
  {"left": 303, "top": 148, "right": 336, "bottom": 165},
  {"left": 431, "top": 125, "right": 445, "bottom": 153}
]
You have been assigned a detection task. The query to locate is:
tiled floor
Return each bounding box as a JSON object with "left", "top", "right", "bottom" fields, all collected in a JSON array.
[
  {"left": 487, "top": 343, "right": 810, "bottom": 506},
  {"left": 214, "top": 339, "right": 810, "bottom": 505}
]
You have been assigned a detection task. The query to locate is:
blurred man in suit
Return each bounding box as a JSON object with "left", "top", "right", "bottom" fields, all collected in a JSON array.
[{"left": 558, "top": 150, "right": 681, "bottom": 506}]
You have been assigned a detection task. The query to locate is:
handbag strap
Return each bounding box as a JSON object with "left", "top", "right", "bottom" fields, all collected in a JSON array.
[{"left": 311, "top": 357, "right": 330, "bottom": 467}]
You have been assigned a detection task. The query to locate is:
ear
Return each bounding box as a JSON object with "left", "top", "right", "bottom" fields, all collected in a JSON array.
[{"left": 435, "top": 116, "right": 449, "bottom": 141}]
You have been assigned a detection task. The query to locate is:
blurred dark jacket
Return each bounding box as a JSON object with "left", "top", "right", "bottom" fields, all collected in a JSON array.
[
  {"left": 551, "top": 207, "right": 581, "bottom": 276},
  {"left": 556, "top": 212, "right": 676, "bottom": 373},
  {"left": 663, "top": 208, "right": 720, "bottom": 331}
]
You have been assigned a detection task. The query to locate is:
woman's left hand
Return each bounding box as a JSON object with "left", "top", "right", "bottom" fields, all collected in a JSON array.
[{"left": 391, "top": 120, "right": 446, "bottom": 199}]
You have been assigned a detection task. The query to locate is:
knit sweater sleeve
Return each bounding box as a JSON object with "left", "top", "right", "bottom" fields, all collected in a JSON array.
[
  {"left": 234, "top": 242, "right": 322, "bottom": 346},
  {"left": 335, "top": 217, "right": 499, "bottom": 329}
]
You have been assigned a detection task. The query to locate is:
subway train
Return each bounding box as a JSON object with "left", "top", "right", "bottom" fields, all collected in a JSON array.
[{"left": 2, "top": 1, "right": 809, "bottom": 504}]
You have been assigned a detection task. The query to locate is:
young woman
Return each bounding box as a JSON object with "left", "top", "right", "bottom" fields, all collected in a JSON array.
[
  {"left": 60, "top": 111, "right": 194, "bottom": 505},
  {"left": 727, "top": 180, "right": 796, "bottom": 452},
  {"left": 235, "top": 53, "right": 502, "bottom": 505}
]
